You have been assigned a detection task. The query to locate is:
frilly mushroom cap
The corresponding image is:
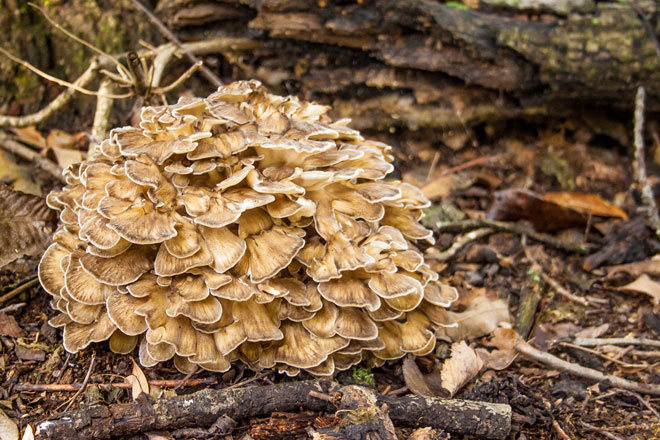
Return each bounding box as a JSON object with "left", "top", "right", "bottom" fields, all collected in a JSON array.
[{"left": 39, "top": 80, "right": 458, "bottom": 375}]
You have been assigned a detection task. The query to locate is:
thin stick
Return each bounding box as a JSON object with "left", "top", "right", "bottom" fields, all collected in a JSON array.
[
  {"left": 628, "top": 0, "right": 660, "bottom": 62},
  {"left": 552, "top": 420, "right": 572, "bottom": 440},
  {"left": 632, "top": 86, "right": 660, "bottom": 237},
  {"left": 0, "top": 130, "right": 64, "bottom": 181},
  {"left": 0, "top": 47, "right": 131, "bottom": 99},
  {"left": 515, "top": 338, "right": 660, "bottom": 396},
  {"left": 433, "top": 218, "right": 593, "bottom": 254},
  {"left": 572, "top": 337, "right": 660, "bottom": 348},
  {"left": 426, "top": 227, "right": 493, "bottom": 262},
  {"left": 523, "top": 241, "right": 589, "bottom": 306},
  {"left": 0, "top": 276, "right": 39, "bottom": 305},
  {"left": 131, "top": 0, "right": 223, "bottom": 88},
  {"left": 615, "top": 388, "right": 660, "bottom": 420},
  {"left": 15, "top": 377, "right": 217, "bottom": 392},
  {"left": 581, "top": 422, "right": 625, "bottom": 440},
  {"left": 90, "top": 79, "right": 115, "bottom": 152},
  {"left": 558, "top": 342, "right": 647, "bottom": 369},
  {"left": 59, "top": 354, "right": 95, "bottom": 412},
  {"left": 309, "top": 390, "right": 335, "bottom": 402},
  {"left": 29, "top": 3, "right": 124, "bottom": 69},
  {"left": 0, "top": 62, "right": 98, "bottom": 128},
  {"left": 155, "top": 61, "right": 203, "bottom": 94}
]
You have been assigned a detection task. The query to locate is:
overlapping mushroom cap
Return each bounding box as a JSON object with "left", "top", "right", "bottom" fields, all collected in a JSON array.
[{"left": 39, "top": 80, "right": 459, "bottom": 375}]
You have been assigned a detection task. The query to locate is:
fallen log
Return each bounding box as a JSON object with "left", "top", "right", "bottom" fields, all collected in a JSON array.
[{"left": 34, "top": 380, "right": 511, "bottom": 440}]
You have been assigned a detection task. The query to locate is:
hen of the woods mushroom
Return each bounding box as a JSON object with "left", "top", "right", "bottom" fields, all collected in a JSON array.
[{"left": 38, "top": 80, "right": 459, "bottom": 376}]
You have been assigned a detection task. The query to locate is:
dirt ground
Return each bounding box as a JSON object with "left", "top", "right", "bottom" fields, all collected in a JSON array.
[{"left": 2, "top": 102, "right": 660, "bottom": 440}]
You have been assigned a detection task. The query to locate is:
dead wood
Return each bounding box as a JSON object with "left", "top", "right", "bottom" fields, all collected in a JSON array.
[
  {"left": 34, "top": 380, "right": 512, "bottom": 440},
  {"left": 159, "top": 0, "right": 660, "bottom": 131}
]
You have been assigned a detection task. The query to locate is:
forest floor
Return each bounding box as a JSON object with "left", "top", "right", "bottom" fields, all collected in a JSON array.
[{"left": 2, "top": 90, "right": 660, "bottom": 440}]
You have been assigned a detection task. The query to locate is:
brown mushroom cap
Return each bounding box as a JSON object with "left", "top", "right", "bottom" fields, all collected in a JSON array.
[{"left": 40, "top": 79, "right": 458, "bottom": 376}]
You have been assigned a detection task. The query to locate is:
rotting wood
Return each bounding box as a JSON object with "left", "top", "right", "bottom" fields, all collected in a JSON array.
[
  {"left": 34, "top": 380, "right": 512, "bottom": 440},
  {"left": 159, "top": 0, "right": 660, "bottom": 131}
]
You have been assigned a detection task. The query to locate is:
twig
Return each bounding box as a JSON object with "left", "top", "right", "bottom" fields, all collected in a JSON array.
[
  {"left": 632, "top": 86, "right": 660, "bottom": 237},
  {"left": 571, "top": 337, "right": 660, "bottom": 348},
  {"left": 552, "top": 420, "right": 572, "bottom": 440},
  {"left": 0, "top": 47, "right": 129, "bottom": 99},
  {"left": 154, "top": 61, "right": 203, "bottom": 94},
  {"left": 558, "top": 342, "right": 647, "bottom": 369},
  {"left": 522, "top": 240, "right": 589, "bottom": 306},
  {"left": 59, "top": 354, "right": 95, "bottom": 412},
  {"left": 615, "top": 388, "right": 660, "bottom": 421},
  {"left": 426, "top": 227, "right": 493, "bottom": 261},
  {"left": 0, "top": 130, "right": 64, "bottom": 181},
  {"left": 28, "top": 3, "right": 124, "bottom": 69},
  {"left": 15, "top": 377, "right": 217, "bottom": 392},
  {"left": 0, "top": 62, "right": 99, "bottom": 128},
  {"left": 514, "top": 338, "right": 660, "bottom": 396},
  {"left": 628, "top": 0, "right": 660, "bottom": 62},
  {"left": 433, "top": 218, "right": 593, "bottom": 254},
  {"left": 0, "top": 302, "right": 25, "bottom": 313},
  {"left": 581, "top": 422, "right": 625, "bottom": 440},
  {"left": 0, "top": 276, "right": 39, "bottom": 305},
  {"left": 131, "top": 0, "right": 223, "bottom": 88},
  {"left": 90, "top": 79, "right": 115, "bottom": 152},
  {"left": 309, "top": 390, "right": 335, "bottom": 402}
]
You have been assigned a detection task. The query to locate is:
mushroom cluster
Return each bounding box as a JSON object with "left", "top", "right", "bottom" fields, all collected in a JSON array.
[{"left": 39, "top": 80, "right": 458, "bottom": 376}]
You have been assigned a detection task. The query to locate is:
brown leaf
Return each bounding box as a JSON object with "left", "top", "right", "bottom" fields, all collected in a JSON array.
[
  {"left": 0, "top": 313, "right": 26, "bottom": 338},
  {"left": 478, "top": 327, "right": 518, "bottom": 370},
  {"left": 126, "top": 358, "right": 150, "bottom": 400},
  {"left": 420, "top": 174, "right": 474, "bottom": 201},
  {"left": 48, "top": 146, "right": 83, "bottom": 169},
  {"left": 46, "top": 129, "right": 75, "bottom": 149},
  {"left": 488, "top": 188, "right": 587, "bottom": 232},
  {"left": 617, "top": 274, "right": 660, "bottom": 306},
  {"left": 607, "top": 260, "right": 660, "bottom": 278},
  {"left": 440, "top": 341, "right": 483, "bottom": 397},
  {"left": 0, "top": 408, "right": 18, "bottom": 440},
  {"left": 10, "top": 126, "right": 47, "bottom": 149},
  {"left": 575, "top": 324, "right": 609, "bottom": 339},
  {"left": 402, "top": 356, "right": 436, "bottom": 398},
  {"left": 0, "top": 184, "right": 56, "bottom": 269},
  {"left": 437, "top": 293, "right": 510, "bottom": 341},
  {"left": 15, "top": 345, "right": 46, "bottom": 362},
  {"left": 543, "top": 192, "right": 628, "bottom": 220}
]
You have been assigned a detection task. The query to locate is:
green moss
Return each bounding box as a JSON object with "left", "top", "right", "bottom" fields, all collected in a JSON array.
[
  {"left": 351, "top": 367, "right": 375, "bottom": 387},
  {"left": 445, "top": 1, "right": 469, "bottom": 10}
]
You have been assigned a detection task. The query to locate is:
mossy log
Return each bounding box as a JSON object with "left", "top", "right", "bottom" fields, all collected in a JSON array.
[{"left": 158, "top": 0, "right": 660, "bottom": 131}]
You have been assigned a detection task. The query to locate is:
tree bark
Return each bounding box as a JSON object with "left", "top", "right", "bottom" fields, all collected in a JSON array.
[
  {"left": 34, "top": 380, "right": 512, "bottom": 440},
  {"left": 157, "top": 0, "right": 660, "bottom": 131}
]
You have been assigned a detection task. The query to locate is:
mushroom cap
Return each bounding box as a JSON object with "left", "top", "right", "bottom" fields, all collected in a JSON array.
[{"left": 40, "top": 80, "right": 457, "bottom": 375}]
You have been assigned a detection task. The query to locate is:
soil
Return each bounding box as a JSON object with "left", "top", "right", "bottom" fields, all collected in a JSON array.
[{"left": 2, "top": 110, "right": 660, "bottom": 440}]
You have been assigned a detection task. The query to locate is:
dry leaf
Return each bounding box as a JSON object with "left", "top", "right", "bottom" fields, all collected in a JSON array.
[
  {"left": 402, "top": 356, "right": 436, "bottom": 398},
  {"left": 437, "top": 294, "right": 510, "bottom": 341},
  {"left": 10, "top": 126, "right": 47, "bottom": 149},
  {"left": 488, "top": 188, "right": 587, "bottom": 232},
  {"left": 48, "top": 147, "right": 83, "bottom": 170},
  {"left": 126, "top": 358, "right": 150, "bottom": 400},
  {"left": 617, "top": 274, "right": 660, "bottom": 306},
  {"left": 575, "top": 323, "right": 609, "bottom": 339},
  {"left": 21, "top": 425, "right": 34, "bottom": 440},
  {"left": 441, "top": 341, "right": 483, "bottom": 397},
  {"left": 0, "top": 184, "right": 56, "bottom": 269},
  {"left": 46, "top": 129, "right": 75, "bottom": 149},
  {"left": 0, "top": 150, "right": 41, "bottom": 196},
  {"left": 478, "top": 327, "right": 518, "bottom": 370},
  {"left": 607, "top": 259, "right": 660, "bottom": 278},
  {"left": 0, "top": 313, "right": 26, "bottom": 338},
  {"left": 420, "top": 174, "right": 473, "bottom": 201},
  {"left": 543, "top": 192, "right": 628, "bottom": 220},
  {"left": 0, "top": 409, "right": 19, "bottom": 440}
]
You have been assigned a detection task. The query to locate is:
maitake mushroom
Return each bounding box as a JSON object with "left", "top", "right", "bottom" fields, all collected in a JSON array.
[{"left": 39, "top": 80, "right": 459, "bottom": 376}]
